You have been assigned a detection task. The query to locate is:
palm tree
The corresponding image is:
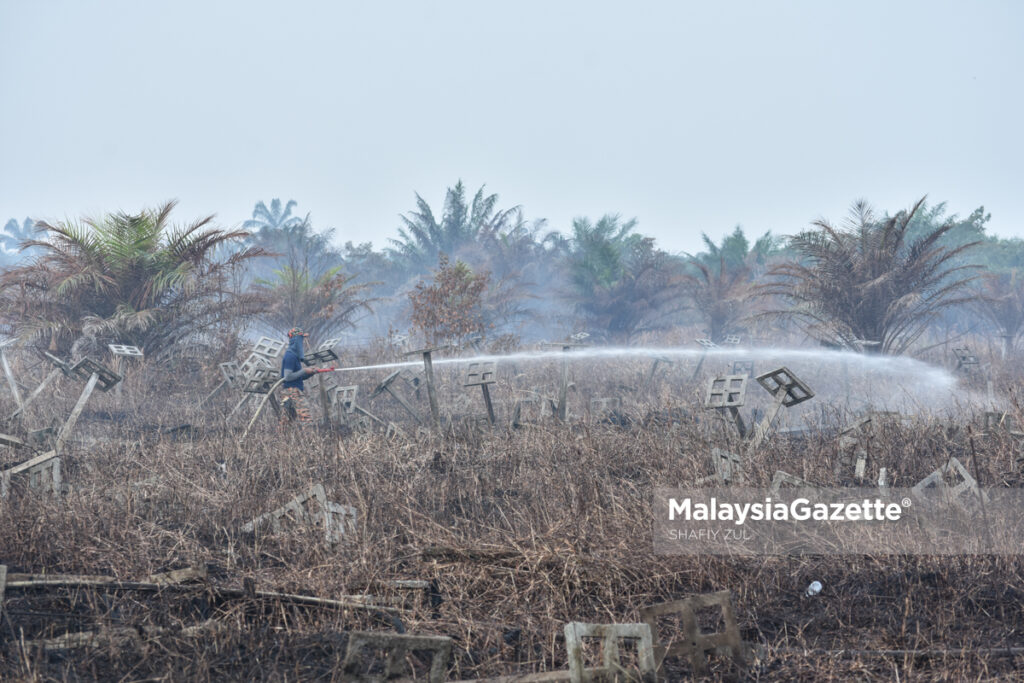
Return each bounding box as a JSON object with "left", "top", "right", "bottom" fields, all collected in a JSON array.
[
  {"left": 387, "top": 181, "right": 520, "bottom": 272},
  {"left": 759, "top": 197, "right": 980, "bottom": 354},
  {"left": 564, "top": 215, "right": 684, "bottom": 341},
  {"left": 695, "top": 226, "right": 779, "bottom": 274},
  {"left": 1, "top": 218, "right": 34, "bottom": 252},
  {"left": 681, "top": 257, "right": 752, "bottom": 343},
  {"left": 564, "top": 212, "right": 641, "bottom": 257},
  {"left": 971, "top": 270, "right": 1024, "bottom": 358},
  {"left": 0, "top": 200, "right": 265, "bottom": 359},
  {"left": 243, "top": 198, "right": 307, "bottom": 236},
  {"left": 683, "top": 227, "right": 779, "bottom": 341},
  {"left": 258, "top": 218, "right": 342, "bottom": 277},
  {"left": 255, "top": 265, "right": 375, "bottom": 341},
  {"left": 0, "top": 217, "right": 39, "bottom": 266},
  {"left": 562, "top": 214, "right": 642, "bottom": 296},
  {"left": 450, "top": 207, "right": 552, "bottom": 338},
  {"left": 238, "top": 199, "right": 351, "bottom": 294}
]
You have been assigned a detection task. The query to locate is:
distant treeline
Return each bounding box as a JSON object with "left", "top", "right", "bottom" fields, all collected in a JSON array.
[{"left": 2, "top": 184, "right": 1021, "bottom": 358}]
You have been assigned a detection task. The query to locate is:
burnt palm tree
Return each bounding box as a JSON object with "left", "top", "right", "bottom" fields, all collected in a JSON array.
[{"left": 759, "top": 197, "right": 980, "bottom": 354}]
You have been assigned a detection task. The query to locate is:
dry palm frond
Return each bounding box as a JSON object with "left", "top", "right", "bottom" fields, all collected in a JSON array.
[{"left": 759, "top": 197, "right": 980, "bottom": 354}]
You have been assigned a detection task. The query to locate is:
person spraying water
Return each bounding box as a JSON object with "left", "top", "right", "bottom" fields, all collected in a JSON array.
[{"left": 279, "top": 327, "right": 335, "bottom": 425}]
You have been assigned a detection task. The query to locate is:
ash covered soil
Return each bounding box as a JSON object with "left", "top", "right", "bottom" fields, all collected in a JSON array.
[{"left": 2, "top": 349, "right": 1024, "bottom": 681}]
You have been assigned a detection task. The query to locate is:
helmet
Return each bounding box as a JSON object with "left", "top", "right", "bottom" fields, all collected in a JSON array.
[{"left": 287, "top": 327, "right": 309, "bottom": 338}]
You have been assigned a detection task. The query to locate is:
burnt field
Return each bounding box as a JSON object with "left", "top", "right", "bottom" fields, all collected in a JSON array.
[{"left": 2, "top": 340, "right": 1024, "bottom": 681}]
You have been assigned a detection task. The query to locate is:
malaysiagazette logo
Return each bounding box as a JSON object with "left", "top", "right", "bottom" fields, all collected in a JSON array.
[
  {"left": 655, "top": 487, "right": 1022, "bottom": 555},
  {"left": 668, "top": 496, "right": 907, "bottom": 525}
]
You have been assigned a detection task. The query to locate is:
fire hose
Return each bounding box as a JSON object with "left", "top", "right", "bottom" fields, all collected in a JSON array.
[{"left": 239, "top": 368, "right": 337, "bottom": 441}]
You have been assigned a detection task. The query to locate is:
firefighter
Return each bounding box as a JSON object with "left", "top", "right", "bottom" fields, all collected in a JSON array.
[{"left": 279, "top": 327, "right": 333, "bottom": 424}]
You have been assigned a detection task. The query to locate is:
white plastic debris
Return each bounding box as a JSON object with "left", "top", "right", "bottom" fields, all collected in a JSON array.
[{"left": 805, "top": 581, "right": 822, "bottom": 597}]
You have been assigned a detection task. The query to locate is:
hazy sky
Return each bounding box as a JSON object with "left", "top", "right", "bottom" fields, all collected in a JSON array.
[{"left": 1, "top": 1, "right": 1020, "bottom": 255}]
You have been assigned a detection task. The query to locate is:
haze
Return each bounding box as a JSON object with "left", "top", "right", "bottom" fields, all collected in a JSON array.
[{"left": 1, "top": 0, "right": 1020, "bottom": 253}]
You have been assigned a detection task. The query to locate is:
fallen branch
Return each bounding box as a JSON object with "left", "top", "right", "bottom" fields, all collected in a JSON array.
[{"left": 2, "top": 569, "right": 403, "bottom": 615}]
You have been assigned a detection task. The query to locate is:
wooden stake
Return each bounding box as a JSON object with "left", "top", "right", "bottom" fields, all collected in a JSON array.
[
  {"left": 557, "top": 345, "right": 570, "bottom": 422},
  {"left": 199, "top": 379, "right": 228, "bottom": 409},
  {"left": 113, "top": 356, "right": 123, "bottom": 402},
  {"left": 691, "top": 351, "right": 708, "bottom": 380},
  {"left": 317, "top": 375, "right": 332, "bottom": 428},
  {"left": 421, "top": 350, "right": 441, "bottom": 430},
  {"left": 727, "top": 406, "right": 747, "bottom": 438},
  {"left": 227, "top": 393, "right": 251, "bottom": 418},
  {"left": 56, "top": 373, "right": 99, "bottom": 455},
  {"left": 745, "top": 391, "right": 787, "bottom": 455},
  {"left": 0, "top": 350, "right": 22, "bottom": 410},
  {"left": 481, "top": 384, "right": 496, "bottom": 425},
  {"left": 240, "top": 378, "right": 285, "bottom": 440},
  {"left": 385, "top": 384, "right": 422, "bottom": 424}
]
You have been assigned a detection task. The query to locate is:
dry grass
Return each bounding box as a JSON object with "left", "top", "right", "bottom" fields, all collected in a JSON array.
[{"left": 1, "top": 341, "right": 1023, "bottom": 681}]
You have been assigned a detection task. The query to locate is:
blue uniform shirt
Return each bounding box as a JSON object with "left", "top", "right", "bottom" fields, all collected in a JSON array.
[{"left": 281, "top": 336, "right": 306, "bottom": 390}]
